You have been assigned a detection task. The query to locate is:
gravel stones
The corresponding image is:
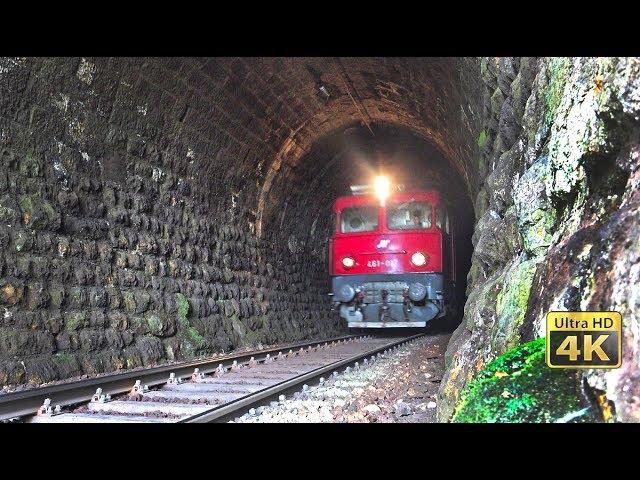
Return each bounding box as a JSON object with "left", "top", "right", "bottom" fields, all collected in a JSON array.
[{"left": 234, "top": 334, "right": 450, "bottom": 423}]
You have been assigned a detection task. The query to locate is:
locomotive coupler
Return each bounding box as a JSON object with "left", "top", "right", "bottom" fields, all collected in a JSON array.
[
  {"left": 402, "top": 288, "right": 412, "bottom": 320},
  {"left": 355, "top": 290, "right": 364, "bottom": 309},
  {"left": 379, "top": 289, "right": 390, "bottom": 322}
]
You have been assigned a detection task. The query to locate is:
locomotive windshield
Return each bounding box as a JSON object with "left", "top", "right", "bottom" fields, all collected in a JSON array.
[
  {"left": 387, "top": 201, "right": 433, "bottom": 230},
  {"left": 340, "top": 205, "right": 379, "bottom": 233}
]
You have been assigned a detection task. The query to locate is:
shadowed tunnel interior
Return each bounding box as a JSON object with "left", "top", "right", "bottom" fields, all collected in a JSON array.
[{"left": 0, "top": 57, "right": 481, "bottom": 385}]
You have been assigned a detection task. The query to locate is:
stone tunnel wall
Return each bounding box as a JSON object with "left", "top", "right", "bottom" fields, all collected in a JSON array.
[
  {"left": 0, "top": 57, "right": 342, "bottom": 387},
  {"left": 439, "top": 57, "right": 640, "bottom": 422}
]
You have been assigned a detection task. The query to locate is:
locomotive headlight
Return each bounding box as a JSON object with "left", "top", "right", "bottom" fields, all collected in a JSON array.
[
  {"left": 341, "top": 256, "right": 355, "bottom": 269},
  {"left": 410, "top": 251, "right": 427, "bottom": 266},
  {"left": 374, "top": 176, "right": 390, "bottom": 205}
]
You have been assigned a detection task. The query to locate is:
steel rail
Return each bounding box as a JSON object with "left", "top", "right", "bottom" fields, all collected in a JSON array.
[
  {"left": 182, "top": 332, "right": 425, "bottom": 423},
  {"left": 0, "top": 334, "right": 359, "bottom": 422}
]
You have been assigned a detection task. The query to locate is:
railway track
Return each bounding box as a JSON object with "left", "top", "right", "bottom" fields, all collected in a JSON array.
[{"left": 1, "top": 333, "right": 424, "bottom": 423}]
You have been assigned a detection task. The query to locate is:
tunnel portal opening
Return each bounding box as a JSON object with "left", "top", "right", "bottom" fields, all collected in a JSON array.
[{"left": 264, "top": 122, "right": 475, "bottom": 328}]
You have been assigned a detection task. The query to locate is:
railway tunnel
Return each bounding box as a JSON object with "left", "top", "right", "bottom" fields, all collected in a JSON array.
[{"left": 1, "top": 57, "right": 639, "bottom": 422}]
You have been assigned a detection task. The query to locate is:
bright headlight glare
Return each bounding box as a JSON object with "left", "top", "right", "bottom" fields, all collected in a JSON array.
[
  {"left": 410, "top": 252, "right": 427, "bottom": 266},
  {"left": 342, "top": 256, "right": 355, "bottom": 268},
  {"left": 374, "top": 176, "right": 390, "bottom": 204}
]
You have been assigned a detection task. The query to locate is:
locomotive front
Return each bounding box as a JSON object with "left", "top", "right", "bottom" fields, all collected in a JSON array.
[{"left": 329, "top": 178, "right": 455, "bottom": 328}]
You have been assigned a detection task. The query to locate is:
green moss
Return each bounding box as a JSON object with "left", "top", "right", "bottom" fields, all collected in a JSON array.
[
  {"left": 18, "top": 194, "right": 58, "bottom": 229},
  {"left": 524, "top": 209, "right": 556, "bottom": 252},
  {"left": 122, "top": 291, "right": 135, "bottom": 313},
  {"left": 0, "top": 200, "right": 17, "bottom": 222},
  {"left": 230, "top": 314, "right": 247, "bottom": 336},
  {"left": 18, "top": 195, "right": 34, "bottom": 214},
  {"left": 131, "top": 316, "right": 147, "bottom": 333},
  {"left": 492, "top": 259, "right": 539, "bottom": 350},
  {"left": 477, "top": 130, "right": 488, "bottom": 148},
  {"left": 65, "top": 312, "right": 86, "bottom": 332},
  {"left": 41, "top": 200, "right": 56, "bottom": 218},
  {"left": 55, "top": 352, "right": 74, "bottom": 363},
  {"left": 187, "top": 327, "right": 206, "bottom": 348},
  {"left": 242, "top": 329, "right": 266, "bottom": 349},
  {"left": 19, "top": 154, "right": 42, "bottom": 177},
  {"left": 480, "top": 58, "right": 489, "bottom": 78},
  {"left": 543, "top": 57, "right": 570, "bottom": 127},
  {"left": 522, "top": 208, "right": 557, "bottom": 255},
  {"left": 125, "top": 356, "right": 137, "bottom": 369},
  {"left": 453, "top": 338, "right": 599, "bottom": 423},
  {"left": 174, "top": 293, "right": 207, "bottom": 353},
  {"left": 147, "top": 315, "right": 163, "bottom": 336},
  {"left": 176, "top": 293, "right": 189, "bottom": 327}
]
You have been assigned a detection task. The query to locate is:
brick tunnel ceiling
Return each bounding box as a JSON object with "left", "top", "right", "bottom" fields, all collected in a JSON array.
[{"left": 177, "top": 57, "right": 481, "bottom": 236}]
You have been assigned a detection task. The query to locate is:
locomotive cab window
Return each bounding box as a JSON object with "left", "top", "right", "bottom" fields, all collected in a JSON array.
[
  {"left": 387, "top": 201, "right": 432, "bottom": 230},
  {"left": 340, "top": 205, "right": 379, "bottom": 233}
]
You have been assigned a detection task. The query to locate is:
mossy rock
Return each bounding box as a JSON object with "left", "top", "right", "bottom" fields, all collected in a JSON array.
[
  {"left": 54, "top": 352, "right": 74, "bottom": 364},
  {"left": 176, "top": 293, "right": 190, "bottom": 326},
  {"left": 186, "top": 327, "right": 206, "bottom": 349},
  {"left": 65, "top": 312, "right": 87, "bottom": 333},
  {"left": 146, "top": 314, "right": 163, "bottom": 336},
  {"left": 491, "top": 258, "right": 540, "bottom": 351},
  {"left": 19, "top": 154, "right": 43, "bottom": 178},
  {"left": 452, "top": 338, "right": 601, "bottom": 423},
  {"left": 18, "top": 194, "right": 60, "bottom": 230},
  {"left": 0, "top": 194, "right": 19, "bottom": 224},
  {"left": 122, "top": 291, "right": 137, "bottom": 313},
  {"left": 173, "top": 293, "right": 208, "bottom": 355},
  {"left": 522, "top": 208, "right": 557, "bottom": 255},
  {"left": 477, "top": 130, "right": 488, "bottom": 148},
  {"left": 543, "top": 57, "right": 570, "bottom": 127}
]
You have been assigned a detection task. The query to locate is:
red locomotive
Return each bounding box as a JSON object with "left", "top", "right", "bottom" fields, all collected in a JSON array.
[{"left": 329, "top": 177, "right": 458, "bottom": 328}]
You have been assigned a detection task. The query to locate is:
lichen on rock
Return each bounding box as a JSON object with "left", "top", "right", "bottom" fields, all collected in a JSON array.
[
  {"left": 514, "top": 155, "right": 556, "bottom": 256},
  {"left": 491, "top": 257, "right": 540, "bottom": 352}
]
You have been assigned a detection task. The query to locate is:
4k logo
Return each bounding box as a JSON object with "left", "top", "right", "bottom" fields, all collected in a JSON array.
[{"left": 546, "top": 311, "right": 622, "bottom": 369}]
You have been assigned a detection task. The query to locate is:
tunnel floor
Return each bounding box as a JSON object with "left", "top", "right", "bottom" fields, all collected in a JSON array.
[{"left": 234, "top": 333, "right": 450, "bottom": 423}]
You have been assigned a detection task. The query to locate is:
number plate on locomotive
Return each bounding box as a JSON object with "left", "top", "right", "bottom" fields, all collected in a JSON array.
[{"left": 366, "top": 258, "right": 399, "bottom": 268}]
